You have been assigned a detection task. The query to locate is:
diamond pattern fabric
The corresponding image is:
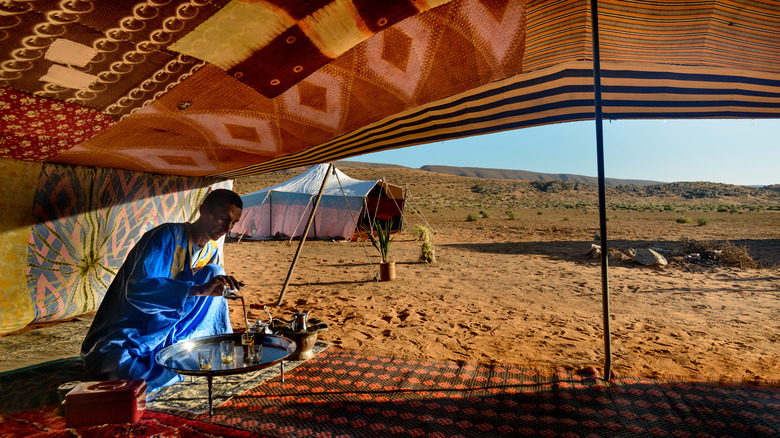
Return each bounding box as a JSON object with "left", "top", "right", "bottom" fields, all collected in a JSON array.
[
  {"left": 171, "top": 0, "right": 453, "bottom": 98},
  {"left": 50, "top": 0, "right": 527, "bottom": 176}
]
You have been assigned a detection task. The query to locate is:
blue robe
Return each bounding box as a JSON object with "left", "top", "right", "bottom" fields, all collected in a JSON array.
[{"left": 81, "top": 223, "right": 232, "bottom": 393}]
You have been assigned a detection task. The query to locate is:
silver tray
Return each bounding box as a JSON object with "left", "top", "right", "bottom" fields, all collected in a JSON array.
[{"left": 155, "top": 333, "right": 296, "bottom": 377}]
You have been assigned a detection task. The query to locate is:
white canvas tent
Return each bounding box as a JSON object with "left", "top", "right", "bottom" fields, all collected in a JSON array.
[{"left": 231, "top": 164, "right": 404, "bottom": 241}]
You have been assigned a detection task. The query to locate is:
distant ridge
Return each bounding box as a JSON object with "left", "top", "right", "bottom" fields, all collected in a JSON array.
[
  {"left": 337, "top": 161, "right": 663, "bottom": 186},
  {"left": 239, "top": 162, "right": 779, "bottom": 201},
  {"left": 419, "top": 165, "right": 663, "bottom": 187},
  {"left": 335, "top": 160, "right": 408, "bottom": 169}
]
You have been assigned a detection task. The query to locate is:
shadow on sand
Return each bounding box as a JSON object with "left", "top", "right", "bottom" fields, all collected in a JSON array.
[{"left": 445, "top": 238, "right": 780, "bottom": 266}]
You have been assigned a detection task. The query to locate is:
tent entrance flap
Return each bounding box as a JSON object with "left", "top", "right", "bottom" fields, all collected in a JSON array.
[{"left": 356, "top": 183, "right": 406, "bottom": 237}]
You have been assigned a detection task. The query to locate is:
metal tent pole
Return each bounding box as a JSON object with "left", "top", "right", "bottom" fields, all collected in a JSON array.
[
  {"left": 277, "top": 163, "right": 334, "bottom": 306},
  {"left": 590, "top": 0, "right": 612, "bottom": 381}
]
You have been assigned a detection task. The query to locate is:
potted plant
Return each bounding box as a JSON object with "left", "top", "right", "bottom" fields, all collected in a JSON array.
[{"left": 365, "top": 219, "right": 396, "bottom": 280}]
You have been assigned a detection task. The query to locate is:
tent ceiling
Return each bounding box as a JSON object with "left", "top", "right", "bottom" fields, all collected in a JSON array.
[{"left": 1, "top": 0, "right": 779, "bottom": 177}]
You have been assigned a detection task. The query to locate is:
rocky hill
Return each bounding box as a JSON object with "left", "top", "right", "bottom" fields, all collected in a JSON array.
[
  {"left": 234, "top": 165, "right": 780, "bottom": 213},
  {"left": 418, "top": 165, "right": 662, "bottom": 187}
]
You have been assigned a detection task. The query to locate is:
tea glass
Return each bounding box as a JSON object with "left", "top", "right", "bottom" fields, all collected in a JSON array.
[
  {"left": 241, "top": 332, "right": 255, "bottom": 363},
  {"left": 252, "top": 343, "right": 263, "bottom": 364},
  {"left": 220, "top": 340, "right": 234, "bottom": 365},
  {"left": 197, "top": 348, "right": 213, "bottom": 370}
]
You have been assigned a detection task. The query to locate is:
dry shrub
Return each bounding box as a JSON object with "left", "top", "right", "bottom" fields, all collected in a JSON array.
[{"left": 680, "top": 237, "right": 760, "bottom": 269}]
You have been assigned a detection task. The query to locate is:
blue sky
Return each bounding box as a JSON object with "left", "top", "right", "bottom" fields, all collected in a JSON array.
[{"left": 344, "top": 118, "right": 780, "bottom": 186}]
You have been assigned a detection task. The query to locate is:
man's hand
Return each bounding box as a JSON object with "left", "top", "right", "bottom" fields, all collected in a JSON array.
[{"left": 189, "top": 275, "right": 244, "bottom": 297}]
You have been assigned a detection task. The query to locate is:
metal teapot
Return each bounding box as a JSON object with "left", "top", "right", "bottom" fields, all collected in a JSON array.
[
  {"left": 249, "top": 305, "right": 274, "bottom": 335},
  {"left": 222, "top": 285, "right": 241, "bottom": 299},
  {"left": 289, "top": 311, "right": 309, "bottom": 332}
]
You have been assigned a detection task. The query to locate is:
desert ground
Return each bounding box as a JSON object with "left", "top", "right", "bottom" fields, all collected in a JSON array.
[{"left": 229, "top": 167, "right": 780, "bottom": 384}]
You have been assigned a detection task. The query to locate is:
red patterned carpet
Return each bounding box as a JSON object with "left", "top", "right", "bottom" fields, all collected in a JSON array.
[
  {"left": 2, "top": 349, "right": 778, "bottom": 437},
  {"left": 0, "top": 407, "right": 257, "bottom": 438},
  {"left": 205, "top": 350, "right": 779, "bottom": 437}
]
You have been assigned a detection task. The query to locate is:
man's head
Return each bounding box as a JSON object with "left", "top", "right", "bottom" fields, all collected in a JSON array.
[
  {"left": 202, "top": 189, "right": 243, "bottom": 212},
  {"left": 195, "top": 189, "right": 243, "bottom": 243}
]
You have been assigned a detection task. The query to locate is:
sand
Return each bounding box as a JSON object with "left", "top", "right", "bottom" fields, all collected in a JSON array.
[{"left": 225, "top": 207, "right": 780, "bottom": 384}]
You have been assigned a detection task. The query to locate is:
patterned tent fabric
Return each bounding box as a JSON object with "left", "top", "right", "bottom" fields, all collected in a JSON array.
[
  {"left": 0, "top": 0, "right": 777, "bottom": 177},
  {"left": 170, "top": 0, "right": 454, "bottom": 98},
  {"left": 1, "top": 0, "right": 780, "bottom": 332},
  {"left": 0, "top": 158, "right": 231, "bottom": 335},
  {"left": 0, "top": 159, "right": 42, "bottom": 334},
  {"left": 0, "top": 0, "right": 229, "bottom": 117},
  {"left": 24, "top": 163, "right": 232, "bottom": 324},
  {"left": 215, "top": 59, "right": 780, "bottom": 178},
  {"left": 49, "top": 0, "right": 528, "bottom": 176},
  {"left": 0, "top": 88, "right": 113, "bottom": 161}
]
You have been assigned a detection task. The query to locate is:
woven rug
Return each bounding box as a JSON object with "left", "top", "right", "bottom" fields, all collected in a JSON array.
[
  {"left": 0, "top": 357, "right": 89, "bottom": 414},
  {"left": 0, "top": 406, "right": 259, "bottom": 438},
  {"left": 0, "top": 341, "right": 329, "bottom": 417},
  {"left": 199, "top": 350, "right": 780, "bottom": 437},
  {"left": 3, "top": 348, "right": 778, "bottom": 437},
  {"left": 148, "top": 341, "right": 330, "bottom": 417}
]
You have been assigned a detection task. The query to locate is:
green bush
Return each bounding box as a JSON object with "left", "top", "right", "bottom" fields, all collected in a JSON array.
[
  {"left": 676, "top": 216, "right": 692, "bottom": 224},
  {"left": 411, "top": 224, "right": 433, "bottom": 242},
  {"left": 537, "top": 211, "right": 543, "bottom": 215},
  {"left": 697, "top": 216, "right": 711, "bottom": 226},
  {"left": 505, "top": 210, "right": 516, "bottom": 220},
  {"left": 466, "top": 214, "right": 479, "bottom": 222},
  {"left": 420, "top": 241, "right": 436, "bottom": 264},
  {"left": 479, "top": 210, "right": 491, "bottom": 218}
]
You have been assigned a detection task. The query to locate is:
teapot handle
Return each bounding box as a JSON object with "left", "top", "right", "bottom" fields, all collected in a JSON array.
[{"left": 261, "top": 305, "right": 274, "bottom": 326}]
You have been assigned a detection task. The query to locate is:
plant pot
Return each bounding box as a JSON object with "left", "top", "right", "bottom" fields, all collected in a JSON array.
[
  {"left": 379, "top": 261, "right": 396, "bottom": 281},
  {"left": 283, "top": 330, "right": 319, "bottom": 361}
]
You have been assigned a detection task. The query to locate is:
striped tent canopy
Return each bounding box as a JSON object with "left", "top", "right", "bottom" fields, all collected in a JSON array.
[{"left": 1, "top": 0, "right": 779, "bottom": 177}]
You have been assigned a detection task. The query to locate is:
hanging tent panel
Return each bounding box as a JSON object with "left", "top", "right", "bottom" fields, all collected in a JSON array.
[
  {"left": 1, "top": 1, "right": 778, "bottom": 177},
  {"left": 268, "top": 192, "right": 316, "bottom": 239},
  {"left": 314, "top": 195, "right": 367, "bottom": 239}
]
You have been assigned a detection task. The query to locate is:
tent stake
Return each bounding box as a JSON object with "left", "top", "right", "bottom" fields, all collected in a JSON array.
[
  {"left": 276, "top": 163, "right": 334, "bottom": 306},
  {"left": 590, "top": 0, "right": 612, "bottom": 381}
]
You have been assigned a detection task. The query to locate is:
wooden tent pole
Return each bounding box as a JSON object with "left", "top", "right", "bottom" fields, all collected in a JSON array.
[
  {"left": 590, "top": 0, "right": 612, "bottom": 380},
  {"left": 277, "top": 163, "right": 334, "bottom": 306},
  {"left": 401, "top": 186, "right": 407, "bottom": 231}
]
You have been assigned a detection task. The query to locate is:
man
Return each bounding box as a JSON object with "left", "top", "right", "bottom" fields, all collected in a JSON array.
[{"left": 81, "top": 189, "right": 244, "bottom": 392}]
